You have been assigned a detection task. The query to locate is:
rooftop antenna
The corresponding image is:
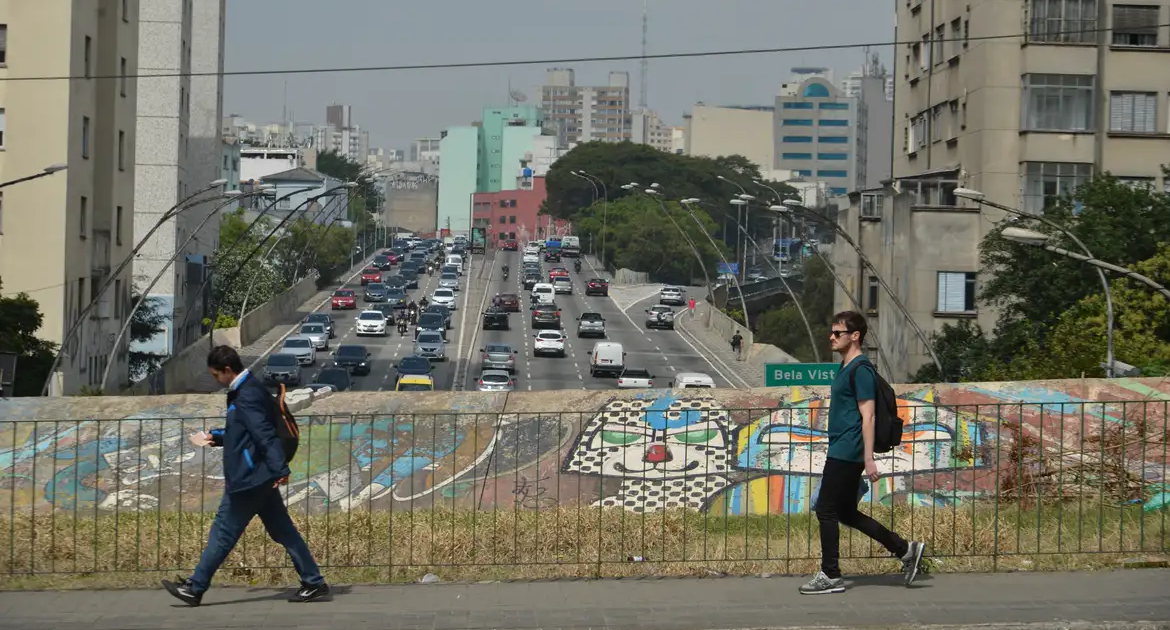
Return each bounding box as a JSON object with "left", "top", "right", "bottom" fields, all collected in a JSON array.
[
  {"left": 282, "top": 81, "right": 288, "bottom": 126},
  {"left": 639, "top": 0, "right": 649, "bottom": 110}
]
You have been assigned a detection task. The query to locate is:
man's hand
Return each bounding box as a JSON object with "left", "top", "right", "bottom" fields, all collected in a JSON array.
[
  {"left": 189, "top": 431, "right": 214, "bottom": 448},
  {"left": 864, "top": 459, "right": 880, "bottom": 482}
]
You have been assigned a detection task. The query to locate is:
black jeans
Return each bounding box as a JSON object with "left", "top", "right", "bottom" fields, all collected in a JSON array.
[{"left": 815, "top": 457, "right": 909, "bottom": 578}]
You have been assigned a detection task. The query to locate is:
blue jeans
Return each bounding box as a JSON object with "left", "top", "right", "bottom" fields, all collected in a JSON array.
[{"left": 189, "top": 485, "right": 324, "bottom": 593}]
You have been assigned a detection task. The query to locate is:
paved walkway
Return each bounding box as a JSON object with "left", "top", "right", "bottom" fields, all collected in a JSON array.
[
  {"left": 1, "top": 570, "right": 1166, "bottom": 629},
  {"left": 675, "top": 302, "right": 763, "bottom": 389}
]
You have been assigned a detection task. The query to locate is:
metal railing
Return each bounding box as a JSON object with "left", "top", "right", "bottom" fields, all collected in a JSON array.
[{"left": 1, "top": 400, "right": 1166, "bottom": 582}]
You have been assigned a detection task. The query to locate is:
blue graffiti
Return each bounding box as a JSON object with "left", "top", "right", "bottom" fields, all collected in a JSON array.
[{"left": 643, "top": 394, "right": 704, "bottom": 431}]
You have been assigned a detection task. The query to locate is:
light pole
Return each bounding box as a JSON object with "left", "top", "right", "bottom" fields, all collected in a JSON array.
[
  {"left": 718, "top": 175, "right": 755, "bottom": 283},
  {"left": 622, "top": 183, "right": 715, "bottom": 303},
  {"left": 292, "top": 187, "right": 359, "bottom": 282},
  {"left": 1003, "top": 226, "right": 1170, "bottom": 301},
  {"left": 41, "top": 178, "right": 231, "bottom": 396},
  {"left": 576, "top": 170, "right": 609, "bottom": 264},
  {"left": 569, "top": 171, "right": 598, "bottom": 255},
  {"left": 672, "top": 196, "right": 751, "bottom": 331},
  {"left": 955, "top": 187, "right": 1117, "bottom": 378},
  {"left": 780, "top": 199, "right": 946, "bottom": 380},
  {"left": 0, "top": 163, "right": 68, "bottom": 189}
]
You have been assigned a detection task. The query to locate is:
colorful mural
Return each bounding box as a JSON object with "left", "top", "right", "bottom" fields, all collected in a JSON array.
[{"left": 2, "top": 378, "right": 1168, "bottom": 515}]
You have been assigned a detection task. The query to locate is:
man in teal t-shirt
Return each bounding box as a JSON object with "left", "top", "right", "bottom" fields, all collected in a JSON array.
[{"left": 799, "top": 311, "right": 925, "bottom": 595}]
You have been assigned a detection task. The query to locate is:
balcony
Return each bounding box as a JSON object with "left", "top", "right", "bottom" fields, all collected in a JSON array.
[{"left": 91, "top": 230, "right": 112, "bottom": 274}]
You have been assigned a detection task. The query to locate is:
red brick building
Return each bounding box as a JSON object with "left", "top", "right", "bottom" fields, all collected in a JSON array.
[{"left": 471, "top": 177, "right": 571, "bottom": 246}]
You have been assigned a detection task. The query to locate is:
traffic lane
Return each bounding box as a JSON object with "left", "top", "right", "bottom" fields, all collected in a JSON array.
[
  {"left": 496, "top": 257, "right": 586, "bottom": 392},
  {"left": 547, "top": 268, "right": 643, "bottom": 391},
  {"left": 464, "top": 250, "right": 520, "bottom": 389},
  {"left": 448, "top": 250, "right": 497, "bottom": 390},
  {"left": 625, "top": 292, "right": 737, "bottom": 388}
]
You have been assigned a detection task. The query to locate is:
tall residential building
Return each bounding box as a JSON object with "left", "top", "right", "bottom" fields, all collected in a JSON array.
[
  {"left": 222, "top": 115, "right": 313, "bottom": 147},
  {"left": 833, "top": 0, "right": 1170, "bottom": 380},
  {"left": 683, "top": 105, "right": 776, "bottom": 172},
  {"left": 411, "top": 137, "right": 442, "bottom": 164},
  {"left": 631, "top": 109, "right": 676, "bottom": 153},
  {"left": 313, "top": 103, "right": 369, "bottom": 162},
  {"left": 539, "top": 68, "right": 632, "bottom": 145},
  {"left": 0, "top": 0, "right": 140, "bottom": 394},
  {"left": 773, "top": 76, "right": 857, "bottom": 197},
  {"left": 436, "top": 127, "right": 479, "bottom": 234},
  {"left": 478, "top": 105, "right": 543, "bottom": 193}
]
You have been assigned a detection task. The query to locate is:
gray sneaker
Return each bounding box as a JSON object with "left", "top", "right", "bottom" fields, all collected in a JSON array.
[
  {"left": 799, "top": 571, "right": 845, "bottom": 594},
  {"left": 901, "top": 541, "right": 925, "bottom": 586}
]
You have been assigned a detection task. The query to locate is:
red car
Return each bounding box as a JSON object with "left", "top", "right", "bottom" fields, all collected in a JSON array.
[
  {"left": 548, "top": 267, "right": 569, "bottom": 282},
  {"left": 360, "top": 268, "right": 382, "bottom": 285},
  {"left": 500, "top": 240, "right": 519, "bottom": 251},
  {"left": 585, "top": 278, "right": 609, "bottom": 296},
  {"left": 331, "top": 289, "right": 357, "bottom": 310},
  {"left": 381, "top": 250, "right": 399, "bottom": 264}
]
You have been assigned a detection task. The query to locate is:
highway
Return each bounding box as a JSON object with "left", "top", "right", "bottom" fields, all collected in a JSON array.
[{"left": 251, "top": 246, "right": 736, "bottom": 392}]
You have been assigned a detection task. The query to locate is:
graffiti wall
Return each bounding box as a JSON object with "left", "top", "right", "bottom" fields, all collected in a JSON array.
[{"left": 2, "top": 378, "right": 1168, "bottom": 515}]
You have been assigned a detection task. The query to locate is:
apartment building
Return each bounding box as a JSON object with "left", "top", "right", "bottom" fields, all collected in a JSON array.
[
  {"left": 540, "top": 68, "right": 633, "bottom": 145},
  {"left": 0, "top": 0, "right": 139, "bottom": 394},
  {"left": 313, "top": 103, "right": 369, "bottom": 162},
  {"left": 132, "top": 0, "right": 226, "bottom": 362},
  {"left": 833, "top": 0, "right": 1170, "bottom": 380}
]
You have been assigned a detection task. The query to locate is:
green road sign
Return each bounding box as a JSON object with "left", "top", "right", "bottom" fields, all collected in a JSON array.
[{"left": 765, "top": 362, "right": 839, "bottom": 387}]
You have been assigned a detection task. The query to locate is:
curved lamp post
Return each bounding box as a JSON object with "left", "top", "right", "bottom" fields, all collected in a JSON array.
[
  {"left": 569, "top": 170, "right": 599, "bottom": 255},
  {"left": 955, "top": 187, "right": 1117, "bottom": 378},
  {"left": 41, "top": 178, "right": 230, "bottom": 395},
  {"left": 1003, "top": 226, "right": 1170, "bottom": 301},
  {"left": 671, "top": 194, "right": 753, "bottom": 332},
  {"left": 780, "top": 199, "right": 947, "bottom": 380},
  {"left": 622, "top": 183, "right": 716, "bottom": 304},
  {"left": 575, "top": 170, "right": 609, "bottom": 263},
  {"left": 0, "top": 163, "right": 68, "bottom": 189},
  {"left": 292, "top": 187, "right": 360, "bottom": 282}
]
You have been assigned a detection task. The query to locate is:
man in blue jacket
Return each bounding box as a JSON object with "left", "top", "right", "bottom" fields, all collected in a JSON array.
[{"left": 162, "top": 346, "right": 328, "bottom": 606}]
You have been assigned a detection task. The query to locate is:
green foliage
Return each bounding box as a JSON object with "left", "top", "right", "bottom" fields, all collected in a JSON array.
[
  {"left": 201, "top": 313, "right": 239, "bottom": 329},
  {"left": 210, "top": 210, "right": 283, "bottom": 321},
  {"left": 0, "top": 278, "right": 58, "bottom": 396},
  {"left": 271, "top": 219, "right": 355, "bottom": 287},
  {"left": 316, "top": 151, "right": 381, "bottom": 229},
  {"left": 128, "top": 294, "right": 168, "bottom": 381},
  {"left": 754, "top": 256, "right": 833, "bottom": 362}
]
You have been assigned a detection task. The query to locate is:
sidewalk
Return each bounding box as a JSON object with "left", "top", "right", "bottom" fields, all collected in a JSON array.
[
  {"left": 1, "top": 570, "right": 1166, "bottom": 629},
  {"left": 675, "top": 302, "right": 762, "bottom": 388}
]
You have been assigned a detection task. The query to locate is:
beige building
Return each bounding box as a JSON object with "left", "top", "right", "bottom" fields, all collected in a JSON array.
[
  {"left": 833, "top": 0, "right": 1170, "bottom": 380},
  {"left": 0, "top": 0, "right": 139, "bottom": 394},
  {"left": 682, "top": 104, "right": 775, "bottom": 172},
  {"left": 540, "top": 68, "right": 633, "bottom": 145}
]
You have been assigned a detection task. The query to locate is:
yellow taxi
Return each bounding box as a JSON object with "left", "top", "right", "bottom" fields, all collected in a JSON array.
[{"left": 396, "top": 374, "right": 435, "bottom": 392}]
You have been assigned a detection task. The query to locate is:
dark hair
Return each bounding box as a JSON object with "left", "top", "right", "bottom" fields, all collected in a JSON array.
[
  {"left": 207, "top": 345, "right": 245, "bottom": 373},
  {"left": 832, "top": 310, "right": 868, "bottom": 342}
]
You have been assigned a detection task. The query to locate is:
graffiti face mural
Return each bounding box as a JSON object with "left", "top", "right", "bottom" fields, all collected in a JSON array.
[{"left": 561, "top": 396, "right": 734, "bottom": 512}]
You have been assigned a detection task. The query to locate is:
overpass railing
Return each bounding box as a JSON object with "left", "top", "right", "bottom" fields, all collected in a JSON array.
[{"left": 1, "top": 400, "right": 1166, "bottom": 584}]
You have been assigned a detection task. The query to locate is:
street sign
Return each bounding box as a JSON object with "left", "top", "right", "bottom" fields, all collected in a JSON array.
[{"left": 765, "top": 362, "right": 838, "bottom": 387}]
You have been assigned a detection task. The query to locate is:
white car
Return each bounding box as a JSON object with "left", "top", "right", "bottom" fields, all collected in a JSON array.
[
  {"left": 617, "top": 367, "right": 655, "bottom": 388},
  {"left": 553, "top": 277, "right": 572, "bottom": 294},
  {"left": 659, "top": 286, "right": 686, "bottom": 306},
  {"left": 432, "top": 288, "right": 457, "bottom": 310},
  {"left": 522, "top": 252, "right": 539, "bottom": 264},
  {"left": 533, "top": 330, "right": 567, "bottom": 357},
  {"left": 354, "top": 310, "right": 387, "bottom": 336}
]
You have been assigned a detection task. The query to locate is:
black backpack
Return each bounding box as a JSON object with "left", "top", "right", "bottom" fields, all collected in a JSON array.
[
  {"left": 271, "top": 384, "right": 301, "bottom": 463},
  {"left": 848, "top": 359, "right": 903, "bottom": 453}
]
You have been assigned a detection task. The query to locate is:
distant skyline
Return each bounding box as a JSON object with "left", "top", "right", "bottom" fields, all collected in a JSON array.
[{"left": 223, "top": 0, "right": 893, "bottom": 149}]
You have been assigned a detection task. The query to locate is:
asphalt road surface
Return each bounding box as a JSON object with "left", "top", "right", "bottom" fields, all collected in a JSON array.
[{"left": 252, "top": 248, "right": 735, "bottom": 392}]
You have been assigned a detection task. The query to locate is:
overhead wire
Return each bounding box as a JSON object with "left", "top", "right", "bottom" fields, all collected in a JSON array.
[{"left": 0, "top": 23, "right": 1160, "bottom": 83}]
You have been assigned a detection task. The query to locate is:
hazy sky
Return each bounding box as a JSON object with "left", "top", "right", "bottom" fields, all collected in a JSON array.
[{"left": 223, "top": 0, "right": 894, "bottom": 150}]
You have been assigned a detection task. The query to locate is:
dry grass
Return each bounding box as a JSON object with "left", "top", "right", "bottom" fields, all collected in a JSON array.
[{"left": 0, "top": 501, "right": 1167, "bottom": 590}]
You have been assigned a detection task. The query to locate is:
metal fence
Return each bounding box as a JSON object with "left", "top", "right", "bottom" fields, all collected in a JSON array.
[{"left": 1, "top": 399, "right": 1167, "bottom": 581}]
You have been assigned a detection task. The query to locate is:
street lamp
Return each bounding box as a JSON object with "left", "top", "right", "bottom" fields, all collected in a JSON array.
[
  {"left": 718, "top": 175, "right": 753, "bottom": 283},
  {"left": 779, "top": 199, "right": 947, "bottom": 380},
  {"left": 574, "top": 169, "right": 609, "bottom": 263},
  {"left": 1003, "top": 226, "right": 1170, "bottom": 301},
  {"left": 0, "top": 163, "right": 70, "bottom": 189},
  {"left": 955, "top": 187, "right": 1118, "bottom": 378},
  {"left": 621, "top": 184, "right": 716, "bottom": 303},
  {"left": 672, "top": 196, "right": 748, "bottom": 327},
  {"left": 293, "top": 185, "right": 361, "bottom": 282}
]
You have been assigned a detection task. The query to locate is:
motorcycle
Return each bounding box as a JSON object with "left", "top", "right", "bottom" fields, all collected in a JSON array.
[
  {"left": 502, "top": 270, "right": 509, "bottom": 281},
  {"left": 574, "top": 260, "right": 582, "bottom": 272}
]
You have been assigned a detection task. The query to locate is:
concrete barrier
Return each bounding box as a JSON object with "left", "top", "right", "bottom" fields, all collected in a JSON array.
[
  {"left": 238, "top": 272, "right": 320, "bottom": 347},
  {"left": 125, "top": 327, "right": 240, "bottom": 395},
  {"left": 612, "top": 267, "right": 650, "bottom": 285}
]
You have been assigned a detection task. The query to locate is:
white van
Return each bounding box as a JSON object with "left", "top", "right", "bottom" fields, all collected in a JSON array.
[
  {"left": 445, "top": 254, "right": 464, "bottom": 274},
  {"left": 669, "top": 372, "right": 717, "bottom": 389},
  {"left": 531, "top": 282, "right": 555, "bottom": 305},
  {"left": 587, "top": 341, "right": 625, "bottom": 377}
]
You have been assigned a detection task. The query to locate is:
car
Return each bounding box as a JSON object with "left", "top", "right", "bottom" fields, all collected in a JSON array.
[
  {"left": 576, "top": 312, "right": 606, "bottom": 338},
  {"left": 548, "top": 267, "right": 569, "bottom": 281},
  {"left": 500, "top": 240, "right": 519, "bottom": 251},
  {"left": 533, "top": 330, "right": 567, "bottom": 357},
  {"left": 355, "top": 310, "right": 388, "bottom": 336},
  {"left": 331, "top": 289, "right": 356, "bottom": 310},
  {"left": 396, "top": 374, "right": 435, "bottom": 391},
  {"left": 262, "top": 353, "right": 302, "bottom": 386},
  {"left": 311, "top": 367, "right": 352, "bottom": 392},
  {"left": 281, "top": 336, "right": 316, "bottom": 365},
  {"left": 394, "top": 355, "right": 434, "bottom": 383},
  {"left": 481, "top": 307, "right": 509, "bottom": 330},
  {"left": 477, "top": 369, "right": 516, "bottom": 392},
  {"left": 432, "top": 288, "right": 457, "bottom": 310},
  {"left": 584, "top": 278, "right": 609, "bottom": 296},
  {"left": 531, "top": 283, "right": 555, "bottom": 305},
  {"left": 480, "top": 343, "right": 518, "bottom": 372},
  {"left": 617, "top": 367, "right": 655, "bottom": 389},
  {"left": 384, "top": 287, "right": 408, "bottom": 309},
  {"left": 527, "top": 240, "right": 543, "bottom": 251},
  {"left": 303, "top": 313, "right": 335, "bottom": 338},
  {"left": 668, "top": 372, "right": 717, "bottom": 389},
  {"left": 413, "top": 331, "right": 447, "bottom": 361},
  {"left": 553, "top": 277, "right": 573, "bottom": 295},
  {"left": 441, "top": 264, "right": 460, "bottom": 277},
  {"left": 544, "top": 249, "right": 562, "bottom": 262},
  {"left": 522, "top": 252, "right": 539, "bottom": 264},
  {"left": 414, "top": 313, "right": 447, "bottom": 340},
  {"left": 360, "top": 267, "right": 382, "bottom": 285},
  {"left": 383, "top": 275, "right": 407, "bottom": 291},
  {"left": 369, "top": 303, "right": 396, "bottom": 321},
  {"left": 659, "top": 286, "right": 686, "bottom": 306},
  {"left": 330, "top": 344, "right": 372, "bottom": 375},
  {"left": 495, "top": 293, "right": 521, "bottom": 312},
  {"left": 530, "top": 303, "right": 561, "bottom": 329},
  {"left": 587, "top": 341, "right": 625, "bottom": 377},
  {"left": 373, "top": 255, "right": 393, "bottom": 270},
  {"left": 645, "top": 305, "right": 676, "bottom": 330},
  {"left": 364, "top": 283, "right": 388, "bottom": 302},
  {"left": 522, "top": 273, "right": 541, "bottom": 290},
  {"left": 424, "top": 303, "right": 452, "bottom": 329},
  {"left": 438, "top": 273, "right": 460, "bottom": 292},
  {"left": 298, "top": 323, "right": 330, "bottom": 350},
  {"left": 399, "top": 269, "right": 420, "bottom": 289}
]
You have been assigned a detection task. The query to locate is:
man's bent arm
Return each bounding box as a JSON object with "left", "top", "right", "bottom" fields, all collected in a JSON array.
[{"left": 858, "top": 399, "right": 876, "bottom": 461}]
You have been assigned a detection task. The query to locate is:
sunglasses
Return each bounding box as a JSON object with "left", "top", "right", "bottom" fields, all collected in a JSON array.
[{"left": 829, "top": 329, "right": 853, "bottom": 338}]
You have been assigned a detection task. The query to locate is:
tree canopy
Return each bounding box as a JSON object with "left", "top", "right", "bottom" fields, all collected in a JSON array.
[
  {"left": 753, "top": 254, "right": 834, "bottom": 362},
  {"left": 315, "top": 150, "right": 381, "bottom": 230},
  {"left": 0, "top": 279, "right": 57, "bottom": 396}
]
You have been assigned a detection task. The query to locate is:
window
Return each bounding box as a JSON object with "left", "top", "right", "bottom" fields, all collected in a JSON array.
[
  {"left": 499, "top": 199, "right": 507, "bottom": 208},
  {"left": 819, "top": 119, "right": 849, "bottom": 127},
  {"left": 0, "top": 108, "right": 5, "bottom": 148},
  {"left": 114, "top": 280, "right": 121, "bottom": 319},
  {"left": 1112, "top": 5, "right": 1160, "bottom": 46},
  {"left": 861, "top": 192, "right": 883, "bottom": 218},
  {"left": 903, "top": 178, "right": 959, "bottom": 206},
  {"left": 1029, "top": 0, "right": 1098, "bottom": 43},
  {"left": 498, "top": 215, "right": 506, "bottom": 224},
  {"left": 818, "top": 152, "right": 848, "bottom": 160},
  {"left": 81, "top": 116, "right": 90, "bottom": 158},
  {"left": 781, "top": 152, "right": 813, "bottom": 160},
  {"left": 79, "top": 196, "right": 88, "bottom": 238},
  {"left": 818, "top": 170, "right": 849, "bottom": 178},
  {"left": 782, "top": 135, "right": 813, "bottom": 143},
  {"left": 909, "top": 114, "right": 928, "bottom": 150},
  {"left": 820, "top": 102, "right": 850, "bottom": 110},
  {"left": 933, "top": 25, "right": 946, "bottom": 64},
  {"left": 948, "top": 100, "right": 961, "bottom": 138},
  {"left": 0, "top": 25, "right": 7, "bottom": 64},
  {"left": 118, "top": 130, "right": 125, "bottom": 170},
  {"left": 1117, "top": 176, "right": 1155, "bottom": 189},
  {"left": 1022, "top": 161, "right": 1092, "bottom": 212},
  {"left": 783, "top": 102, "right": 814, "bottom": 109},
  {"left": 84, "top": 36, "right": 91, "bottom": 79},
  {"left": 937, "top": 272, "right": 976, "bottom": 313},
  {"left": 1109, "top": 92, "right": 1157, "bottom": 133},
  {"left": 1022, "top": 74, "right": 1094, "bottom": 131},
  {"left": 950, "top": 18, "right": 964, "bottom": 57},
  {"left": 867, "top": 276, "right": 879, "bottom": 312},
  {"left": 122, "top": 0, "right": 129, "bottom": 22},
  {"left": 931, "top": 105, "right": 943, "bottom": 142},
  {"left": 120, "top": 57, "right": 127, "bottom": 96},
  {"left": 115, "top": 206, "right": 123, "bottom": 245},
  {"left": 829, "top": 187, "right": 848, "bottom": 196},
  {"left": 509, "top": 215, "right": 516, "bottom": 224},
  {"left": 782, "top": 119, "right": 813, "bottom": 126},
  {"left": 911, "top": 42, "right": 922, "bottom": 72},
  {"left": 921, "top": 35, "right": 931, "bottom": 69},
  {"left": 819, "top": 136, "right": 849, "bottom": 144}
]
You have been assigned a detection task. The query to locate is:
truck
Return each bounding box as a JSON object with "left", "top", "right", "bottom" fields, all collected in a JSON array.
[
  {"left": 560, "top": 235, "right": 581, "bottom": 258},
  {"left": 544, "top": 237, "right": 562, "bottom": 261},
  {"left": 470, "top": 227, "right": 486, "bottom": 254}
]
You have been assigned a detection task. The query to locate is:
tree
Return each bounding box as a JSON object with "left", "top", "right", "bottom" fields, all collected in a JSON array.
[
  {"left": 754, "top": 255, "right": 834, "bottom": 361},
  {"left": 316, "top": 150, "right": 382, "bottom": 228},
  {"left": 128, "top": 294, "right": 168, "bottom": 381},
  {"left": 271, "top": 219, "right": 355, "bottom": 287},
  {"left": 0, "top": 279, "right": 58, "bottom": 396},
  {"left": 208, "top": 210, "right": 283, "bottom": 323}
]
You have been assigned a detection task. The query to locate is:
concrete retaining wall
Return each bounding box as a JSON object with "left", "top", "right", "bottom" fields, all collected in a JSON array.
[
  {"left": 239, "top": 272, "right": 319, "bottom": 347},
  {"left": 613, "top": 267, "right": 650, "bottom": 285},
  {"left": 125, "top": 327, "right": 241, "bottom": 395}
]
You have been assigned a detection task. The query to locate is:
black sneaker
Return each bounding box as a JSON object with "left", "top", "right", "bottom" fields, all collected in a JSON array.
[
  {"left": 162, "top": 577, "right": 202, "bottom": 607},
  {"left": 901, "top": 541, "right": 925, "bottom": 586},
  {"left": 289, "top": 581, "right": 330, "bottom": 603}
]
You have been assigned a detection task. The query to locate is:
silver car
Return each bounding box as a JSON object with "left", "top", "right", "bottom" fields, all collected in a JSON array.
[
  {"left": 280, "top": 336, "right": 316, "bottom": 365},
  {"left": 477, "top": 369, "right": 516, "bottom": 392},
  {"left": 438, "top": 273, "right": 460, "bottom": 291},
  {"left": 413, "top": 331, "right": 447, "bottom": 361},
  {"left": 576, "top": 312, "right": 606, "bottom": 338},
  {"left": 262, "top": 353, "right": 302, "bottom": 385},
  {"left": 480, "top": 343, "right": 518, "bottom": 372},
  {"left": 299, "top": 323, "right": 330, "bottom": 350}
]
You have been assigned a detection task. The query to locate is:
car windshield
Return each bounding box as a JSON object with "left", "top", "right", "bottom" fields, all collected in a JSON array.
[
  {"left": 500, "top": 294, "right": 518, "bottom": 301},
  {"left": 485, "top": 344, "right": 512, "bottom": 353},
  {"left": 537, "top": 332, "right": 562, "bottom": 340},
  {"left": 306, "top": 314, "right": 329, "bottom": 324},
  {"left": 417, "top": 332, "right": 443, "bottom": 343},
  {"left": 284, "top": 339, "right": 310, "bottom": 349},
  {"left": 364, "top": 268, "right": 380, "bottom": 274},
  {"left": 367, "top": 283, "right": 385, "bottom": 291},
  {"left": 418, "top": 314, "right": 443, "bottom": 327},
  {"left": 398, "top": 383, "right": 433, "bottom": 392},
  {"left": 591, "top": 279, "right": 607, "bottom": 283},
  {"left": 387, "top": 289, "right": 405, "bottom": 298},
  {"left": 398, "top": 357, "right": 430, "bottom": 372},
  {"left": 426, "top": 305, "right": 448, "bottom": 315},
  {"left": 481, "top": 373, "right": 510, "bottom": 383},
  {"left": 581, "top": 313, "right": 602, "bottom": 321},
  {"left": 336, "top": 346, "right": 366, "bottom": 358},
  {"left": 315, "top": 369, "right": 350, "bottom": 388},
  {"left": 267, "top": 354, "right": 298, "bottom": 367},
  {"left": 401, "top": 269, "right": 417, "bottom": 277},
  {"left": 434, "top": 289, "right": 453, "bottom": 298},
  {"left": 334, "top": 290, "right": 354, "bottom": 297},
  {"left": 441, "top": 273, "right": 457, "bottom": 280},
  {"left": 301, "top": 325, "right": 324, "bottom": 334},
  {"left": 359, "top": 312, "right": 383, "bottom": 321}
]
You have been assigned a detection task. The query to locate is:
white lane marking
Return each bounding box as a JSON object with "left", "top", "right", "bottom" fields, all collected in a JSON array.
[{"left": 454, "top": 254, "right": 496, "bottom": 390}]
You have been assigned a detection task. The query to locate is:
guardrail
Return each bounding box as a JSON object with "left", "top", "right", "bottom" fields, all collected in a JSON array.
[{"left": 2, "top": 400, "right": 1166, "bottom": 583}]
